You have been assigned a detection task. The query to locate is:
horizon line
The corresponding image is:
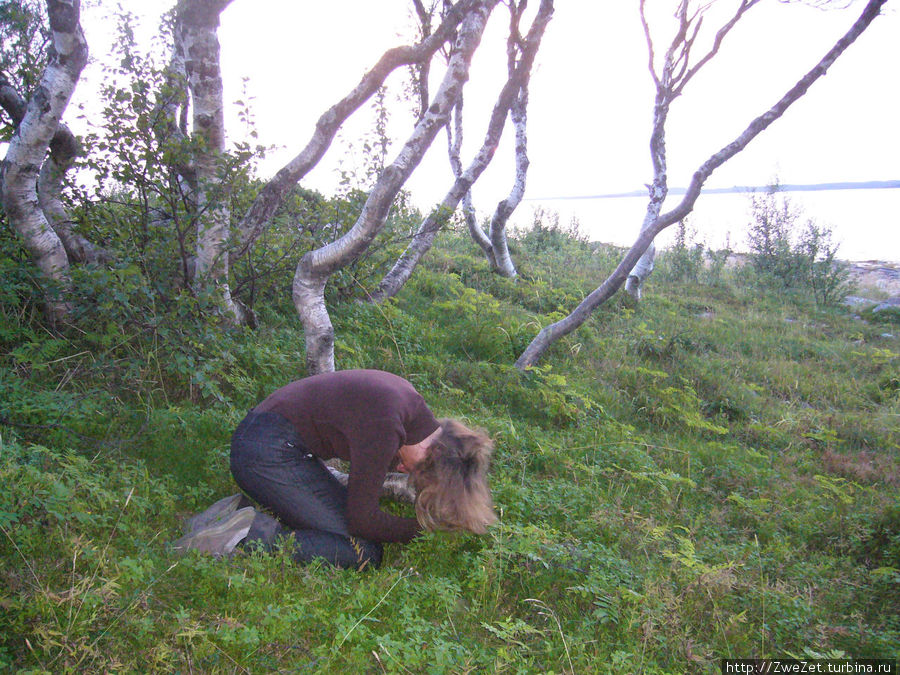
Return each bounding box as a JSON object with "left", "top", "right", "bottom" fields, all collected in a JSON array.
[{"left": 526, "top": 180, "right": 900, "bottom": 201}]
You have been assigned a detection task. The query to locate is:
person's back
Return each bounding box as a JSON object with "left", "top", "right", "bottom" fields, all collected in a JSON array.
[{"left": 178, "top": 369, "right": 496, "bottom": 569}]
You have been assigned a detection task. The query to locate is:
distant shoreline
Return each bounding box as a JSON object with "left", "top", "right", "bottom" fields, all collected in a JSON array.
[{"left": 529, "top": 180, "right": 900, "bottom": 201}]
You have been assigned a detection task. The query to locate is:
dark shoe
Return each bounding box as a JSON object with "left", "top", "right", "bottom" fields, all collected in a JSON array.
[
  {"left": 242, "top": 510, "right": 286, "bottom": 551},
  {"left": 172, "top": 506, "right": 256, "bottom": 555}
]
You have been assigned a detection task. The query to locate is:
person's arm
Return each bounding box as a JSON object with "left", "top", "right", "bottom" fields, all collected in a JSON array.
[{"left": 345, "top": 423, "right": 421, "bottom": 543}]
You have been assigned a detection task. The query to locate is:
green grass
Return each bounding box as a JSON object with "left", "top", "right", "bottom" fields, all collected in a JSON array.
[{"left": 1, "top": 228, "right": 898, "bottom": 673}]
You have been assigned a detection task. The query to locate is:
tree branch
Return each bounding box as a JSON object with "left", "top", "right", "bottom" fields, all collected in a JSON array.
[
  {"left": 233, "top": 0, "right": 483, "bottom": 263},
  {"left": 516, "top": 0, "right": 888, "bottom": 369},
  {"left": 411, "top": 0, "right": 434, "bottom": 122},
  {"left": 674, "top": 0, "right": 761, "bottom": 96},
  {"left": 0, "top": 0, "right": 89, "bottom": 322},
  {"left": 370, "top": 0, "right": 553, "bottom": 302},
  {"left": 639, "top": 0, "right": 661, "bottom": 87},
  {"left": 293, "top": 0, "right": 498, "bottom": 374}
]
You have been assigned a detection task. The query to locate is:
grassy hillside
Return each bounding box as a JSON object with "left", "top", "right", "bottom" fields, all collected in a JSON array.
[{"left": 1, "top": 223, "right": 898, "bottom": 673}]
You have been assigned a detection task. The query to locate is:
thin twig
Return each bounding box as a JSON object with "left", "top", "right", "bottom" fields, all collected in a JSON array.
[
  {"left": 524, "top": 598, "right": 574, "bottom": 673},
  {"left": 337, "top": 568, "right": 415, "bottom": 649},
  {"left": 67, "top": 488, "right": 134, "bottom": 636}
]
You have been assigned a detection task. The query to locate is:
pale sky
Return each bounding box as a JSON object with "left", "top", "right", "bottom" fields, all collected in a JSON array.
[{"left": 77, "top": 1, "right": 900, "bottom": 259}]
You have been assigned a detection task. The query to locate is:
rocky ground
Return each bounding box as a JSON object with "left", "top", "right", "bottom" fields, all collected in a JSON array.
[
  {"left": 843, "top": 261, "right": 900, "bottom": 324},
  {"left": 846, "top": 260, "right": 900, "bottom": 298},
  {"left": 717, "top": 254, "right": 900, "bottom": 315}
]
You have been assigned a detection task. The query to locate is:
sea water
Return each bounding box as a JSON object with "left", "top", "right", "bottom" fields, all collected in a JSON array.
[{"left": 529, "top": 188, "right": 900, "bottom": 263}]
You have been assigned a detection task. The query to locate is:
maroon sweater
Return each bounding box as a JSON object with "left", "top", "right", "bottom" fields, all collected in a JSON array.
[{"left": 253, "top": 370, "right": 439, "bottom": 543}]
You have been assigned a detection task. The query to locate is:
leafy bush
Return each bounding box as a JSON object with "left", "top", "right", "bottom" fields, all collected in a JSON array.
[
  {"left": 516, "top": 207, "right": 589, "bottom": 256},
  {"left": 745, "top": 186, "right": 849, "bottom": 305},
  {"left": 657, "top": 220, "right": 734, "bottom": 288},
  {"left": 658, "top": 219, "right": 706, "bottom": 284}
]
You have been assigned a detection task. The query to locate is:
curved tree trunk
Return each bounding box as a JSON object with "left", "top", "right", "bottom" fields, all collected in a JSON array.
[
  {"left": 624, "top": 88, "right": 669, "bottom": 300},
  {"left": 0, "top": 0, "right": 89, "bottom": 323},
  {"left": 233, "top": 0, "right": 484, "bottom": 264},
  {"left": 449, "top": 97, "right": 496, "bottom": 267},
  {"left": 487, "top": 82, "right": 529, "bottom": 278},
  {"left": 38, "top": 123, "right": 106, "bottom": 264},
  {"left": 1, "top": 72, "right": 103, "bottom": 266},
  {"left": 294, "top": 0, "right": 498, "bottom": 375},
  {"left": 626, "top": 0, "right": 761, "bottom": 301},
  {"left": 462, "top": 87, "right": 528, "bottom": 280},
  {"left": 483, "top": 1, "right": 538, "bottom": 279},
  {"left": 515, "top": 0, "right": 888, "bottom": 369},
  {"left": 372, "top": 0, "right": 553, "bottom": 302},
  {"left": 455, "top": 0, "right": 538, "bottom": 279}
]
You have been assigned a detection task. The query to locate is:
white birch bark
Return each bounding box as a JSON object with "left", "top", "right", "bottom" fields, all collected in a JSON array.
[
  {"left": 483, "top": 2, "right": 537, "bottom": 279},
  {"left": 0, "top": 0, "right": 88, "bottom": 322},
  {"left": 449, "top": 1, "right": 537, "bottom": 278},
  {"left": 176, "top": 0, "right": 245, "bottom": 324},
  {"left": 626, "top": 0, "right": 760, "bottom": 301},
  {"left": 1, "top": 72, "right": 102, "bottom": 265},
  {"left": 487, "top": 82, "right": 528, "bottom": 278},
  {"left": 449, "top": 97, "right": 495, "bottom": 266},
  {"left": 233, "top": 0, "right": 484, "bottom": 264},
  {"left": 624, "top": 90, "right": 668, "bottom": 300},
  {"left": 38, "top": 134, "right": 105, "bottom": 264},
  {"left": 294, "top": 0, "right": 498, "bottom": 374},
  {"left": 372, "top": 0, "right": 553, "bottom": 302},
  {"left": 516, "top": 0, "right": 888, "bottom": 369}
]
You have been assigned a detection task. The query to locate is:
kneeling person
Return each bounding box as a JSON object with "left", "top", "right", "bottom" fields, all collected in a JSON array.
[{"left": 226, "top": 369, "right": 496, "bottom": 569}]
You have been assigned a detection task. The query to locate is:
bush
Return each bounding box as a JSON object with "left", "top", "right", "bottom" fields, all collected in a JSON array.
[
  {"left": 795, "top": 222, "right": 851, "bottom": 306},
  {"left": 745, "top": 186, "right": 849, "bottom": 305},
  {"left": 517, "top": 207, "right": 589, "bottom": 257},
  {"left": 658, "top": 220, "right": 706, "bottom": 284}
]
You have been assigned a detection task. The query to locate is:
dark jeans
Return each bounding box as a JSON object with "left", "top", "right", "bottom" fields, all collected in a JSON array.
[{"left": 230, "top": 411, "right": 383, "bottom": 570}]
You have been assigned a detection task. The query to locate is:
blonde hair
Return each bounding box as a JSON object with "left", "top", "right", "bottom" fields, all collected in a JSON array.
[{"left": 412, "top": 419, "right": 498, "bottom": 534}]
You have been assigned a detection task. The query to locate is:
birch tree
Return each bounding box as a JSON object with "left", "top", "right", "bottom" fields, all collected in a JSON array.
[
  {"left": 1, "top": 2, "right": 101, "bottom": 266},
  {"left": 0, "top": 0, "right": 89, "bottom": 323},
  {"left": 624, "top": 0, "right": 761, "bottom": 301},
  {"left": 515, "top": 0, "right": 888, "bottom": 369},
  {"left": 152, "top": 0, "right": 247, "bottom": 322},
  {"left": 178, "top": 0, "right": 247, "bottom": 323},
  {"left": 371, "top": 0, "right": 553, "bottom": 302},
  {"left": 1, "top": 74, "right": 102, "bottom": 266},
  {"left": 151, "top": 0, "right": 494, "bottom": 368},
  {"left": 466, "top": 0, "right": 536, "bottom": 278},
  {"left": 231, "top": 0, "right": 485, "bottom": 265},
  {"left": 295, "top": 0, "right": 499, "bottom": 374},
  {"left": 140, "top": 0, "right": 485, "bottom": 331}
]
